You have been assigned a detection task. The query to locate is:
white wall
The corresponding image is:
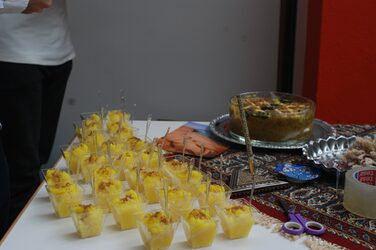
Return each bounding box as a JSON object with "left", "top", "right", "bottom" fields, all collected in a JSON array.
[{"left": 47, "top": 0, "right": 280, "bottom": 166}]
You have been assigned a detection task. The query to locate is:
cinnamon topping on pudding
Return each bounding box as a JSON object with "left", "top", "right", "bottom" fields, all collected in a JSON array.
[
  {"left": 53, "top": 182, "right": 72, "bottom": 189},
  {"left": 46, "top": 169, "right": 72, "bottom": 184},
  {"left": 170, "top": 159, "right": 181, "bottom": 167},
  {"left": 209, "top": 184, "right": 225, "bottom": 193},
  {"left": 88, "top": 154, "right": 97, "bottom": 163},
  {"left": 76, "top": 204, "right": 94, "bottom": 213},
  {"left": 96, "top": 166, "right": 112, "bottom": 176},
  {"left": 120, "top": 192, "right": 138, "bottom": 203},
  {"left": 225, "top": 205, "right": 249, "bottom": 215},
  {"left": 143, "top": 170, "right": 160, "bottom": 178},
  {"left": 145, "top": 211, "right": 170, "bottom": 225},
  {"left": 188, "top": 209, "right": 211, "bottom": 220},
  {"left": 129, "top": 137, "right": 141, "bottom": 144},
  {"left": 98, "top": 180, "right": 115, "bottom": 191}
]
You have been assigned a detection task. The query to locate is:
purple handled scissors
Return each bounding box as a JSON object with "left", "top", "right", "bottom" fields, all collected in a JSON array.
[{"left": 279, "top": 199, "right": 326, "bottom": 236}]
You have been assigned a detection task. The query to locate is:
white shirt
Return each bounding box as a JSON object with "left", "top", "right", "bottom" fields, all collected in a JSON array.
[
  {"left": 0, "top": 0, "right": 29, "bottom": 13},
  {"left": 0, "top": 0, "right": 75, "bottom": 65}
]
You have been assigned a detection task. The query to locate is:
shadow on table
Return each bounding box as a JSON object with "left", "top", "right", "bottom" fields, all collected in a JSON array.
[
  {"left": 63, "top": 232, "right": 80, "bottom": 240},
  {"left": 106, "top": 224, "right": 120, "bottom": 233},
  {"left": 34, "top": 196, "right": 50, "bottom": 203},
  {"left": 171, "top": 241, "right": 188, "bottom": 249},
  {"left": 35, "top": 212, "right": 58, "bottom": 221},
  {"left": 125, "top": 245, "right": 145, "bottom": 250},
  {"left": 216, "top": 233, "right": 227, "bottom": 240}
]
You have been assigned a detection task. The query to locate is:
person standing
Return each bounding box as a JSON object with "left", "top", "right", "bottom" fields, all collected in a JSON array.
[
  {"left": 0, "top": 0, "right": 75, "bottom": 236},
  {"left": 0, "top": 0, "right": 51, "bottom": 14}
]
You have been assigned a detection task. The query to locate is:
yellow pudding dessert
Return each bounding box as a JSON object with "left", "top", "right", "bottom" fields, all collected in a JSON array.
[
  {"left": 101, "top": 139, "right": 125, "bottom": 156},
  {"left": 72, "top": 204, "right": 103, "bottom": 238},
  {"left": 159, "top": 187, "right": 192, "bottom": 222},
  {"left": 113, "top": 152, "right": 138, "bottom": 186},
  {"left": 115, "top": 151, "right": 137, "bottom": 170},
  {"left": 79, "top": 154, "right": 107, "bottom": 183},
  {"left": 111, "top": 153, "right": 127, "bottom": 181},
  {"left": 106, "top": 110, "right": 130, "bottom": 124},
  {"left": 73, "top": 122, "right": 83, "bottom": 141},
  {"left": 164, "top": 159, "right": 188, "bottom": 176},
  {"left": 124, "top": 166, "right": 142, "bottom": 191},
  {"left": 100, "top": 139, "right": 126, "bottom": 179},
  {"left": 141, "top": 148, "right": 160, "bottom": 169},
  {"left": 107, "top": 121, "right": 121, "bottom": 135},
  {"left": 92, "top": 165, "right": 117, "bottom": 188},
  {"left": 112, "top": 125, "right": 134, "bottom": 142},
  {"left": 107, "top": 121, "right": 124, "bottom": 135},
  {"left": 198, "top": 184, "right": 229, "bottom": 216},
  {"left": 111, "top": 190, "right": 144, "bottom": 230},
  {"left": 46, "top": 182, "right": 82, "bottom": 218},
  {"left": 137, "top": 211, "right": 174, "bottom": 250},
  {"left": 163, "top": 159, "right": 188, "bottom": 184},
  {"left": 83, "top": 130, "right": 106, "bottom": 153},
  {"left": 217, "top": 203, "right": 254, "bottom": 239},
  {"left": 44, "top": 169, "right": 72, "bottom": 187},
  {"left": 82, "top": 113, "right": 103, "bottom": 133},
  {"left": 94, "top": 179, "right": 122, "bottom": 212},
  {"left": 182, "top": 208, "right": 217, "bottom": 248},
  {"left": 106, "top": 110, "right": 133, "bottom": 139},
  {"left": 142, "top": 170, "right": 161, "bottom": 204},
  {"left": 127, "top": 136, "right": 146, "bottom": 152},
  {"left": 63, "top": 143, "right": 90, "bottom": 174},
  {"left": 174, "top": 170, "right": 203, "bottom": 197}
]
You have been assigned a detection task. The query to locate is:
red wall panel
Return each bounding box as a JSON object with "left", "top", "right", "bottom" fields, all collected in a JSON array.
[{"left": 304, "top": 0, "right": 376, "bottom": 124}]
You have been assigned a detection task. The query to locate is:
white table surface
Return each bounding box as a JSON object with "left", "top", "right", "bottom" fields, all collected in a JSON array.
[{"left": 0, "top": 121, "right": 309, "bottom": 250}]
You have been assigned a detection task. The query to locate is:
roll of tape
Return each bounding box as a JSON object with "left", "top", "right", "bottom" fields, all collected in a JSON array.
[{"left": 343, "top": 166, "right": 376, "bottom": 219}]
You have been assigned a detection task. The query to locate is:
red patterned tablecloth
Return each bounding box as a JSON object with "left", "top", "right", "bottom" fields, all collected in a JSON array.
[{"left": 202, "top": 124, "right": 376, "bottom": 249}]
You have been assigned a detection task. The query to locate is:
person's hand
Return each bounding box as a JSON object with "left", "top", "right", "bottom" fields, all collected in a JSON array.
[{"left": 22, "top": 0, "right": 52, "bottom": 14}]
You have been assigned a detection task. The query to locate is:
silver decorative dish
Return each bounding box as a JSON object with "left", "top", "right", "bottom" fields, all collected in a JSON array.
[
  {"left": 302, "top": 134, "right": 376, "bottom": 171},
  {"left": 209, "top": 114, "right": 336, "bottom": 149},
  {"left": 302, "top": 136, "right": 356, "bottom": 171}
]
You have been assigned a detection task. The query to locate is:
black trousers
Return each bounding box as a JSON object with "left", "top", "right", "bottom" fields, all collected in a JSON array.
[
  {"left": 0, "top": 125, "right": 10, "bottom": 239},
  {"left": 0, "top": 60, "right": 72, "bottom": 233}
]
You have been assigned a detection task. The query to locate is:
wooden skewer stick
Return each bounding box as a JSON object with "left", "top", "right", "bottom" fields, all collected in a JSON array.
[
  {"left": 144, "top": 114, "right": 152, "bottom": 142},
  {"left": 249, "top": 192, "right": 253, "bottom": 214},
  {"left": 157, "top": 144, "right": 163, "bottom": 169},
  {"left": 220, "top": 154, "right": 224, "bottom": 187},
  {"left": 205, "top": 172, "right": 212, "bottom": 208},
  {"left": 97, "top": 90, "right": 104, "bottom": 121},
  {"left": 163, "top": 179, "right": 169, "bottom": 217},
  {"left": 120, "top": 89, "right": 126, "bottom": 112},
  {"left": 101, "top": 103, "right": 108, "bottom": 129},
  {"left": 130, "top": 103, "right": 137, "bottom": 125},
  {"left": 136, "top": 160, "right": 141, "bottom": 194},
  {"left": 107, "top": 140, "right": 113, "bottom": 167},
  {"left": 187, "top": 158, "right": 194, "bottom": 183},
  {"left": 182, "top": 133, "right": 188, "bottom": 163},
  {"left": 118, "top": 115, "right": 123, "bottom": 133},
  {"left": 119, "top": 89, "right": 127, "bottom": 131},
  {"left": 236, "top": 95, "right": 256, "bottom": 205},
  {"left": 148, "top": 138, "right": 157, "bottom": 168},
  {"left": 198, "top": 144, "right": 204, "bottom": 172},
  {"left": 93, "top": 131, "right": 98, "bottom": 155},
  {"left": 160, "top": 127, "right": 171, "bottom": 150}
]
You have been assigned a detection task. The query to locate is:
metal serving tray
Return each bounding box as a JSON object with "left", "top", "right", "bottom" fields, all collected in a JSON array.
[{"left": 302, "top": 134, "right": 376, "bottom": 171}]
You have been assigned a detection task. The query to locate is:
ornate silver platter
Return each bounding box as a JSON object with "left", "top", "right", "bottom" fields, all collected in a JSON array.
[
  {"left": 302, "top": 134, "right": 376, "bottom": 171},
  {"left": 209, "top": 114, "right": 336, "bottom": 149}
]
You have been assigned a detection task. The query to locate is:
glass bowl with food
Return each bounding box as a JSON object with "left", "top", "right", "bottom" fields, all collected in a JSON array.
[{"left": 229, "top": 91, "right": 315, "bottom": 143}]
